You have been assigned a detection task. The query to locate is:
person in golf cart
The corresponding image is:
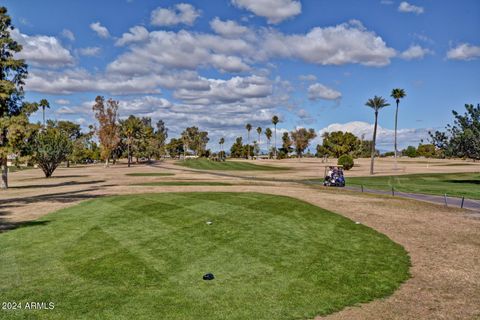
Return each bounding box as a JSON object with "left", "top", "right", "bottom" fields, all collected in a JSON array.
[{"left": 323, "top": 165, "right": 345, "bottom": 187}]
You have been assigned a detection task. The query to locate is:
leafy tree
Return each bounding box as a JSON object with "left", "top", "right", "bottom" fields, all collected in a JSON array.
[
  {"left": 120, "top": 115, "right": 142, "bottom": 167},
  {"left": 278, "top": 132, "right": 293, "bottom": 159},
  {"left": 271, "top": 116, "right": 279, "bottom": 158},
  {"left": 391, "top": 88, "right": 406, "bottom": 163},
  {"left": 365, "top": 96, "right": 390, "bottom": 174},
  {"left": 47, "top": 120, "right": 81, "bottom": 167},
  {"left": 417, "top": 144, "right": 436, "bottom": 158},
  {"left": 265, "top": 127, "right": 272, "bottom": 156},
  {"left": 316, "top": 131, "right": 360, "bottom": 158},
  {"left": 337, "top": 154, "right": 354, "bottom": 170},
  {"left": 290, "top": 128, "right": 316, "bottom": 158},
  {"left": 181, "top": 126, "right": 209, "bottom": 157},
  {"left": 245, "top": 123, "right": 252, "bottom": 159},
  {"left": 32, "top": 127, "right": 73, "bottom": 178},
  {"left": 230, "top": 137, "right": 244, "bottom": 158},
  {"left": 92, "top": 96, "right": 120, "bottom": 167},
  {"left": 403, "top": 145, "right": 417, "bottom": 158},
  {"left": 166, "top": 138, "right": 184, "bottom": 159},
  {"left": 429, "top": 104, "right": 480, "bottom": 160},
  {"left": 154, "top": 120, "right": 168, "bottom": 159},
  {"left": 0, "top": 7, "right": 33, "bottom": 189}
]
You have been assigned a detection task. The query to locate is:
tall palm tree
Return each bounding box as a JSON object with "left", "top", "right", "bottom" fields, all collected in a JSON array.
[
  {"left": 256, "top": 127, "right": 262, "bottom": 158},
  {"left": 365, "top": 96, "right": 390, "bottom": 175},
  {"left": 39, "top": 99, "right": 50, "bottom": 128},
  {"left": 271, "top": 115, "right": 279, "bottom": 159},
  {"left": 390, "top": 88, "right": 406, "bottom": 166},
  {"left": 265, "top": 128, "right": 272, "bottom": 157},
  {"left": 245, "top": 123, "right": 252, "bottom": 159},
  {"left": 219, "top": 137, "right": 225, "bottom": 159}
]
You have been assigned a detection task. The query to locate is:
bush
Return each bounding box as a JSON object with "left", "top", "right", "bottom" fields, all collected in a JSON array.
[{"left": 337, "top": 154, "right": 354, "bottom": 170}]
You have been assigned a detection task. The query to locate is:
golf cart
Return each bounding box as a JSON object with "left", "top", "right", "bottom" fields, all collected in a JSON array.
[{"left": 323, "top": 165, "right": 345, "bottom": 187}]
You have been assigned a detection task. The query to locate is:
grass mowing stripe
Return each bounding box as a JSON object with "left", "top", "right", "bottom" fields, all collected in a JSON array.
[
  {"left": 126, "top": 173, "right": 174, "bottom": 176},
  {"left": 0, "top": 192, "right": 409, "bottom": 320},
  {"left": 133, "top": 181, "right": 232, "bottom": 186}
]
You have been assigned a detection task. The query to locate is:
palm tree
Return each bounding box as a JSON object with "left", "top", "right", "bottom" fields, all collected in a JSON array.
[
  {"left": 219, "top": 137, "right": 225, "bottom": 159},
  {"left": 256, "top": 127, "right": 262, "bottom": 158},
  {"left": 265, "top": 128, "right": 272, "bottom": 157},
  {"left": 39, "top": 99, "right": 50, "bottom": 128},
  {"left": 365, "top": 96, "right": 390, "bottom": 175},
  {"left": 271, "top": 115, "right": 279, "bottom": 159},
  {"left": 390, "top": 88, "right": 406, "bottom": 167},
  {"left": 245, "top": 123, "right": 252, "bottom": 159}
]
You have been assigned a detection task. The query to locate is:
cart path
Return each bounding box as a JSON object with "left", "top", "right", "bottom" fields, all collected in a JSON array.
[{"left": 149, "top": 162, "right": 480, "bottom": 214}]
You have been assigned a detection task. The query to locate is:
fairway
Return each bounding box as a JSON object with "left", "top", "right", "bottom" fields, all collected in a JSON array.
[
  {"left": 347, "top": 172, "right": 480, "bottom": 199},
  {"left": 0, "top": 192, "right": 409, "bottom": 320},
  {"left": 177, "top": 158, "right": 288, "bottom": 171},
  {"left": 134, "top": 181, "right": 232, "bottom": 186},
  {"left": 126, "top": 172, "right": 174, "bottom": 177}
]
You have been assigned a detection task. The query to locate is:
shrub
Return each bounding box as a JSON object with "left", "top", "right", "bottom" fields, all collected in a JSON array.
[{"left": 337, "top": 154, "right": 354, "bottom": 170}]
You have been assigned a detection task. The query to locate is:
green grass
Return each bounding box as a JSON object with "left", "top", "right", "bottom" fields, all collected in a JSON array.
[
  {"left": 0, "top": 192, "right": 409, "bottom": 320},
  {"left": 347, "top": 172, "right": 480, "bottom": 199},
  {"left": 126, "top": 172, "right": 174, "bottom": 177},
  {"left": 177, "top": 158, "right": 288, "bottom": 171},
  {"left": 134, "top": 181, "right": 232, "bottom": 186}
]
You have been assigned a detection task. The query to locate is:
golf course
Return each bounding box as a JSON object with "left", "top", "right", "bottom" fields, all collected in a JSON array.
[{"left": 0, "top": 192, "right": 409, "bottom": 319}]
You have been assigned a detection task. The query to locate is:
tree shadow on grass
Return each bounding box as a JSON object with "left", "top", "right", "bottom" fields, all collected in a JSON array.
[
  {"left": 10, "top": 180, "right": 105, "bottom": 189},
  {"left": 0, "top": 187, "right": 103, "bottom": 232},
  {"left": 444, "top": 179, "right": 480, "bottom": 185},
  {"left": 0, "top": 220, "right": 50, "bottom": 233}
]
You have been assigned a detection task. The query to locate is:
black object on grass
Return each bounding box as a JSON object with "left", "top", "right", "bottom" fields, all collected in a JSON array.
[{"left": 203, "top": 273, "right": 215, "bottom": 280}]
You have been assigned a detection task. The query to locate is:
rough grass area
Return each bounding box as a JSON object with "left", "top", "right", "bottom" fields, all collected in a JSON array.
[
  {"left": 0, "top": 192, "right": 409, "bottom": 320},
  {"left": 177, "top": 158, "right": 288, "bottom": 171},
  {"left": 126, "top": 172, "right": 174, "bottom": 176},
  {"left": 134, "top": 181, "right": 232, "bottom": 186},
  {"left": 347, "top": 172, "right": 480, "bottom": 199}
]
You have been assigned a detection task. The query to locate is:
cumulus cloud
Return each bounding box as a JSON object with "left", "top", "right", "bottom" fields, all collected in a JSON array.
[
  {"left": 319, "top": 121, "right": 430, "bottom": 149},
  {"left": 446, "top": 43, "right": 480, "bottom": 61},
  {"left": 11, "top": 29, "right": 75, "bottom": 68},
  {"left": 115, "top": 25, "right": 149, "bottom": 46},
  {"left": 210, "top": 18, "right": 249, "bottom": 37},
  {"left": 398, "top": 2, "right": 424, "bottom": 14},
  {"left": 308, "top": 83, "right": 341, "bottom": 100},
  {"left": 55, "top": 99, "right": 70, "bottom": 105},
  {"left": 150, "top": 3, "right": 200, "bottom": 26},
  {"left": 90, "top": 22, "right": 110, "bottom": 38},
  {"left": 400, "top": 45, "right": 433, "bottom": 60},
  {"left": 260, "top": 21, "right": 396, "bottom": 66},
  {"left": 61, "top": 29, "right": 75, "bottom": 41},
  {"left": 78, "top": 47, "right": 101, "bottom": 56},
  {"left": 232, "top": 0, "right": 301, "bottom": 24}
]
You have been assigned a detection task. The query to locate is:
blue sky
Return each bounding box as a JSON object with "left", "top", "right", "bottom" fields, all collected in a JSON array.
[{"left": 4, "top": 0, "right": 480, "bottom": 150}]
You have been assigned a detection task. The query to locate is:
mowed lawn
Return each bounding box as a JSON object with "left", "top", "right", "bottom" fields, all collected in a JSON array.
[
  {"left": 347, "top": 172, "right": 480, "bottom": 199},
  {"left": 177, "top": 158, "right": 288, "bottom": 171},
  {"left": 0, "top": 193, "right": 409, "bottom": 320}
]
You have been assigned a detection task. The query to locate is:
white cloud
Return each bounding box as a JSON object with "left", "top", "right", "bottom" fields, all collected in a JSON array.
[
  {"left": 260, "top": 21, "right": 397, "bottom": 66},
  {"left": 232, "top": 0, "right": 301, "bottom": 24},
  {"left": 11, "top": 29, "right": 75, "bottom": 68},
  {"left": 398, "top": 2, "right": 424, "bottom": 14},
  {"left": 55, "top": 99, "right": 70, "bottom": 105},
  {"left": 150, "top": 3, "right": 200, "bottom": 26},
  {"left": 90, "top": 22, "right": 110, "bottom": 38},
  {"left": 210, "top": 18, "right": 249, "bottom": 37},
  {"left": 319, "top": 121, "right": 430, "bottom": 149},
  {"left": 78, "top": 47, "right": 101, "bottom": 56},
  {"left": 308, "top": 83, "right": 341, "bottom": 100},
  {"left": 446, "top": 43, "right": 480, "bottom": 61},
  {"left": 299, "top": 74, "right": 317, "bottom": 81},
  {"left": 61, "top": 29, "right": 75, "bottom": 41},
  {"left": 400, "top": 45, "right": 433, "bottom": 60},
  {"left": 115, "top": 26, "right": 149, "bottom": 46}
]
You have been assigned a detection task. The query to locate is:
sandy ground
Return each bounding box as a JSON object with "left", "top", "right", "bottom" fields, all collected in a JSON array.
[{"left": 0, "top": 159, "right": 479, "bottom": 319}]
